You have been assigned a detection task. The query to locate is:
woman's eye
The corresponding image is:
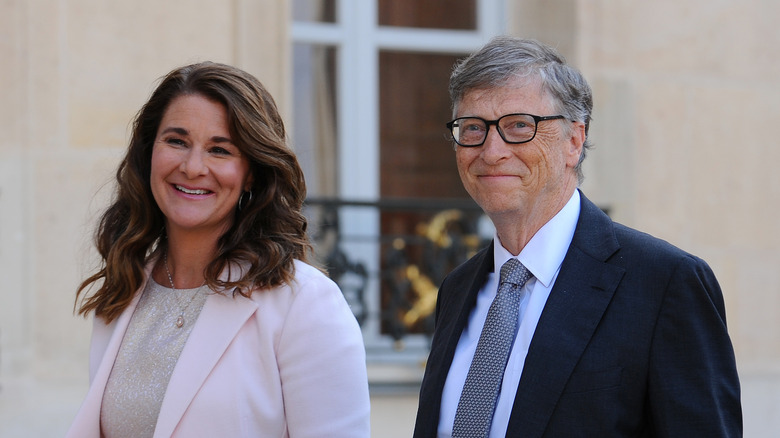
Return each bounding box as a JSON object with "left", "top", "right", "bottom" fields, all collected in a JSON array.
[
  {"left": 166, "top": 138, "right": 187, "bottom": 146},
  {"left": 210, "top": 146, "right": 231, "bottom": 155}
]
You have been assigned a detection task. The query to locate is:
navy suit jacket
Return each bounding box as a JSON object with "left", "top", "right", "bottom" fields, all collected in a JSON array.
[{"left": 413, "top": 192, "right": 742, "bottom": 437}]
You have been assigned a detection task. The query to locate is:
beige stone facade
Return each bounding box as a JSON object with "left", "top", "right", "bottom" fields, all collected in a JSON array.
[{"left": 1, "top": 0, "right": 777, "bottom": 436}]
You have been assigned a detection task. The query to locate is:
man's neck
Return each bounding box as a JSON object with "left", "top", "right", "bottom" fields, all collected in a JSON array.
[{"left": 492, "top": 188, "right": 577, "bottom": 256}]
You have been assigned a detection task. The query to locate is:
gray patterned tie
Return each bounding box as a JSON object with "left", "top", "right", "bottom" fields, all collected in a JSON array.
[{"left": 452, "top": 258, "right": 532, "bottom": 438}]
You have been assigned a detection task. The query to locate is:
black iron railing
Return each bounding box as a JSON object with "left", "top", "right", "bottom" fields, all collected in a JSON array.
[{"left": 304, "top": 197, "right": 491, "bottom": 344}]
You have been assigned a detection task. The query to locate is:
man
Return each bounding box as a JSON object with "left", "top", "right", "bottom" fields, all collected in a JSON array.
[{"left": 413, "top": 37, "right": 741, "bottom": 437}]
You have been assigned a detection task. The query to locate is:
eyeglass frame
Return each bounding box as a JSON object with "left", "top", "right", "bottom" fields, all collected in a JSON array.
[{"left": 446, "top": 113, "right": 568, "bottom": 147}]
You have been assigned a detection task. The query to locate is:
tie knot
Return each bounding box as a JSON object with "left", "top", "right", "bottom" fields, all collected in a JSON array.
[{"left": 500, "top": 258, "right": 531, "bottom": 288}]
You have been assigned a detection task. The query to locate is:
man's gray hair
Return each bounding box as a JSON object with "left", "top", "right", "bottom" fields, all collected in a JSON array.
[{"left": 449, "top": 36, "right": 593, "bottom": 184}]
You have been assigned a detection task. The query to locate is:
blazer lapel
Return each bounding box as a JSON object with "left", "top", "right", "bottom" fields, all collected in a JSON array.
[
  {"left": 153, "top": 290, "right": 258, "bottom": 438},
  {"left": 506, "top": 194, "right": 626, "bottom": 437},
  {"left": 66, "top": 278, "right": 147, "bottom": 438}
]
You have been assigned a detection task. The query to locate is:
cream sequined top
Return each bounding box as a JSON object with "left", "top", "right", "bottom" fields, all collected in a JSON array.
[{"left": 100, "top": 278, "right": 209, "bottom": 438}]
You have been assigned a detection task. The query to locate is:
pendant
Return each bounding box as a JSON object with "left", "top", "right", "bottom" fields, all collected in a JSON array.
[{"left": 176, "top": 315, "right": 184, "bottom": 328}]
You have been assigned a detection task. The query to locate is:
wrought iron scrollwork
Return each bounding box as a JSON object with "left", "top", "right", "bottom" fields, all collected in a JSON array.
[{"left": 305, "top": 198, "right": 488, "bottom": 345}]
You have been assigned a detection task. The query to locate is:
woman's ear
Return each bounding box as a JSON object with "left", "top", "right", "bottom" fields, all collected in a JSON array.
[{"left": 244, "top": 173, "right": 255, "bottom": 192}]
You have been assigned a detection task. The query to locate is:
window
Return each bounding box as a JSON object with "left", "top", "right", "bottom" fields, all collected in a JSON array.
[{"left": 292, "top": 0, "right": 504, "bottom": 382}]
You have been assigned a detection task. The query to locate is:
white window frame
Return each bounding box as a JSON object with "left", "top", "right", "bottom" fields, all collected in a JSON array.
[{"left": 292, "top": 0, "right": 506, "bottom": 381}]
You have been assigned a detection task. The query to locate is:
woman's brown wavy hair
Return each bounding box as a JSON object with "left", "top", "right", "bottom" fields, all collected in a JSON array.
[{"left": 76, "top": 62, "right": 311, "bottom": 323}]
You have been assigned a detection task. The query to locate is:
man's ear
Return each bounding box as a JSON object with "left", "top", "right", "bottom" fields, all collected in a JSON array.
[{"left": 566, "top": 121, "right": 586, "bottom": 168}]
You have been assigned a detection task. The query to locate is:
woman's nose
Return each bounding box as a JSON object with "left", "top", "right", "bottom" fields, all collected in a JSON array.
[{"left": 180, "top": 148, "right": 208, "bottom": 178}]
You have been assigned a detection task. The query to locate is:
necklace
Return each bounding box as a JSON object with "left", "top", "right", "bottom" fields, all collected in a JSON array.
[{"left": 164, "top": 252, "right": 203, "bottom": 328}]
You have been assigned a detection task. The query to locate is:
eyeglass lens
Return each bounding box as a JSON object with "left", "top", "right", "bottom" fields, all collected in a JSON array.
[{"left": 452, "top": 114, "right": 538, "bottom": 146}]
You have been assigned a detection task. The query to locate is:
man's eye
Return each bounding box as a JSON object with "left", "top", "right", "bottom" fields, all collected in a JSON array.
[
  {"left": 501, "top": 119, "right": 533, "bottom": 132},
  {"left": 462, "top": 123, "right": 485, "bottom": 132}
]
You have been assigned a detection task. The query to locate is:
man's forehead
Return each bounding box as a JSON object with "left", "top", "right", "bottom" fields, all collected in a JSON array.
[{"left": 455, "top": 79, "right": 554, "bottom": 115}]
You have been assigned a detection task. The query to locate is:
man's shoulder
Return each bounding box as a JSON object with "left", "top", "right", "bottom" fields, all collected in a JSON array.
[
  {"left": 592, "top": 216, "right": 710, "bottom": 274},
  {"left": 441, "top": 244, "right": 491, "bottom": 288},
  {"left": 572, "top": 213, "right": 721, "bottom": 309},
  {"left": 576, "top": 193, "right": 704, "bottom": 264}
]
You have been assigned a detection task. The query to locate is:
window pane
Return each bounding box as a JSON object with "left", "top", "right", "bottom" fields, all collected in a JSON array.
[
  {"left": 292, "top": 43, "right": 338, "bottom": 197},
  {"left": 379, "top": 50, "right": 476, "bottom": 336},
  {"left": 378, "top": 0, "right": 476, "bottom": 30},
  {"left": 379, "top": 50, "right": 466, "bottom": 200},
  {"left": 293, "top": 0, "right": 337, "bottom": 23}
]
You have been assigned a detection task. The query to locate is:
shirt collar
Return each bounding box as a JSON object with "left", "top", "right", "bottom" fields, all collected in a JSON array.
[{"left": 493, "top": 190, "right": 581, "bottom": 288}]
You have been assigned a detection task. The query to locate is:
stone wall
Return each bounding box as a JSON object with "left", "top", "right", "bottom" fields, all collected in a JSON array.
[{"left": 1, "top": 0, "right": 777, "bottom": 436}]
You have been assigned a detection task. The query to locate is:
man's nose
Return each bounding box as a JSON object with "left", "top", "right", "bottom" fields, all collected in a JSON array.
[{"left": 480, "top": 127, "right": 512, "bottom": 164}]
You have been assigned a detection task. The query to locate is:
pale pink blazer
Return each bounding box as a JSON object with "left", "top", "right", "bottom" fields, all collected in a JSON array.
[{"left": 66, "top": 260, "right": 370, "bottom": 437}]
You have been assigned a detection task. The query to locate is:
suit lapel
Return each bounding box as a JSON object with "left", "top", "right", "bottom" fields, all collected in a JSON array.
[
  {"left": 153, "top": 290, "right": 257, "bottom": 437},
  {"left": 439, "top": 243, "right": 494, "bottom": 370},
  {"left": 506, "top": 194, "right": 626, "bottom": 437},
  {"left": 416, "top": 244, "right": 493, "bottom": 436}
]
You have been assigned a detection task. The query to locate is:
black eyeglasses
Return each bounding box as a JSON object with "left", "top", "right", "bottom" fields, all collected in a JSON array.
[{"left": 446, "top": 113, "right": 567, "bottom": 147}]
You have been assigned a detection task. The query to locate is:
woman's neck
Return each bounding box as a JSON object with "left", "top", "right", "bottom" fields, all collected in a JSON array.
[{"left": 160, "top": 229, "right": 220, "bottom": 288}]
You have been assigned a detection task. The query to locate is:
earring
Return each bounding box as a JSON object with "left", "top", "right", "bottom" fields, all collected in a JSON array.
[{"left": 238, "top": 190, "right": 253, "bottom": 211}]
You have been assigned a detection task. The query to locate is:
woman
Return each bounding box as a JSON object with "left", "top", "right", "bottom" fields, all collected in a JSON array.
[{"left": 67, "top": 62, "right": 370, "bottom": 437}]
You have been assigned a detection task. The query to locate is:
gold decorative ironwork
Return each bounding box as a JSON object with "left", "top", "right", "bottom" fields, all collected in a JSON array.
[
  {"left": 399, "top": 209, "right": 483, "bottom": 330},
  {"left": 304, "top": 197, "right": 487, "bottom": 342}
]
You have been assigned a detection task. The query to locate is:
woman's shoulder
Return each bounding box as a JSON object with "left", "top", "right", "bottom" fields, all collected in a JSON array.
[
  {"left": 246, "top": 260, "right": 358, "bottom": 331},
  {"left": 291, "top": 259, "right": 329, "bottom": 281},
  {"left": 245, "top": 259, "right": 340, "bottom": 302},
  {"left": 287, "top": 260, "right": 341, "bottom": 296}
]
